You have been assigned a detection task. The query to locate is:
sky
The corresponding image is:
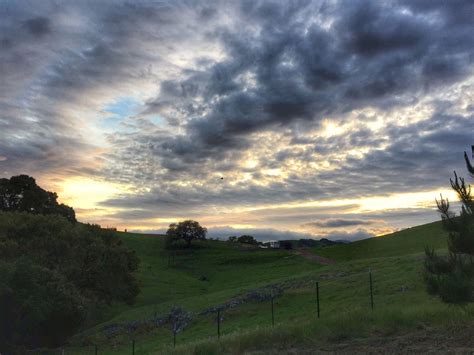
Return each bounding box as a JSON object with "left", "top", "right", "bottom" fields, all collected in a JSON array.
[{"left": 1, "top": 0, "right": 473, "bottom": 241}]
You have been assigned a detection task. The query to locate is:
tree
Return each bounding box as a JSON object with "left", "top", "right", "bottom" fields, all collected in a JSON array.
[
  {"left": 237, "top": 235, "right": 258, "bottom": 245},
  {"left": 166, "top": 220, "right": 207, "bottom": 247},
  {"left": 0, "top": 259, "right": 85, "bottom": 350},
  {"left": 0, "top": 175, "right": 76, "bottom": 222},
  {"left": 227, "top": 236, "right": 238, "bottom": 242},
  {"left": 424, "top": 148, "right": 474, "bottom": 303},
  {"left": 280, "top": 240, "right": 293, "bottom": 250}
]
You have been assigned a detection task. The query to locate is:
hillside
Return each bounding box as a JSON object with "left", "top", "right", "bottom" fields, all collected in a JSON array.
[
  {"left": 315, "top": 220, "right": 447, "bottom": 261},
  {"left": 62, "top": 219, "right": 474, "bottom": 354}
]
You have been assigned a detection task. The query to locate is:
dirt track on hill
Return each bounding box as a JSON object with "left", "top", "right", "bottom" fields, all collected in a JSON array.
[{"left": 293, "top": 248, "right": 336, "bottom": 265}]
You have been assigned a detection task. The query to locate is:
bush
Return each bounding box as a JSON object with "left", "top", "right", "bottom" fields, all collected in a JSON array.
[
  {"left": 280, "top": 241, "right": 293, "bottom": 250},
  {"left": 0, "top": 259, "right": 85, "bottom": 349},
  {"left": 438, "top": 270, "right": 473, "bottom": 304},
  {"left": 424, "top": 273, "right": 440, "bottom": 295}
]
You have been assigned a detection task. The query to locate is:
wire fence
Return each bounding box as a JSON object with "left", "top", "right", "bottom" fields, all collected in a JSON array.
[{"left": 82, "top": 268, "right": 380, "bottom": 354}]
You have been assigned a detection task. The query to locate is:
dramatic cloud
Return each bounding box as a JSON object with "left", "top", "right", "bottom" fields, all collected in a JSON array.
[
  {"left": 305, "top": 218, "right": 379, "bottom": 228},
  {"left": 146, "top": 0, "right": 473, "bottom": 163},
  {"left": 1, "top": 0, "right": 473, "bottom": 240}
]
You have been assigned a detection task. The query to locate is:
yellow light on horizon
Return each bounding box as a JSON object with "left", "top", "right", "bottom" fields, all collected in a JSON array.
[
  {"left": 356, "top": 190, "right": 458, "bottom": 212},
  {"left": 237, "top": 188, "right": 458, "bottom": 215},
  {"left": 228, "top": 223, "right": 256, "bottom": 229}
]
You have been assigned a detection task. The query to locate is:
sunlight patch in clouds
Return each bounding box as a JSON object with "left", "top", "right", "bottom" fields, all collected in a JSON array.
[
  {"left": 356, "top": 190, "right": 458, "bottom": 212},
  {"left": 57, "top": 177, "right": 129, "bottom": 211}
]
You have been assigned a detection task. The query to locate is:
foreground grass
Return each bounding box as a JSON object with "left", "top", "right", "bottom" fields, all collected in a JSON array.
[
  {"left": 167, "top": 303, "right": 474, "bottom": 355},
  {"left": 62, "top": 220, "right": 455, "bottom": 354}
]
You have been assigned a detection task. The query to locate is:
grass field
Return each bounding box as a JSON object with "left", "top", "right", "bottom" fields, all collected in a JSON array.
[{"left": 60, "top": 219, "right": 474, "bottom": 354}]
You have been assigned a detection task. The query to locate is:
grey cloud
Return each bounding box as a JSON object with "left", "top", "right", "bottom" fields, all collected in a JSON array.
[
  {"left": 305, "top": 218, "right": 379, "bottom": 228},
  {"left": 23, "top": 16, "right": 51, "bottom": 37},
  {"left": 1, "top": 1, "right": 211, "bottom": 176},
  {"left": 145, "top": 0, "right": 473, "bottom": 164},
  {"left": 337, "top": 1, "right": 428, "bottom": 57},
  {"left": 337, "top": 113, "right": 474, "bottom": 194}
]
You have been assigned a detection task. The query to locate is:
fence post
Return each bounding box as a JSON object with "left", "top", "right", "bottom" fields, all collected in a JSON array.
[
  {"left": 316, "top": 281, "right": 320, "bottom": 318},
  {"left": 132, "top": 339, "right": 135, "bottom": 355},
  {"left": 173, "top": 331, "right": 176, "bottom": 347},
  {"left": 369, "top": 269, "right": 374, "bottom": 311},
  {"left": 271, "top": 295, "right": 275, "bottom": 327},
  {"left": 95, "top": 345, "right": 98, "bottom": 355},
  {"left": 217, "top": 309, "right": 221, "bottom": 339}
]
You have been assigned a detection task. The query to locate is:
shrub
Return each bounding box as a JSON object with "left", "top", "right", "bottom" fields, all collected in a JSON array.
[
  {"left": 438, "top": 270, "right": 473, "bottom": 304},
  {"left": 280, "top": 241, "right": 293, "bottom": 250}
]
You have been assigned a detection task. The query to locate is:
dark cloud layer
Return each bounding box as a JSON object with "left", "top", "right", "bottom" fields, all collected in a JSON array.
[
  {"left": 305, "top": 218, "right": 378, "bottom": 228},
  {"left": 148, "top": 0, "right": 473, "bottom": 162}
]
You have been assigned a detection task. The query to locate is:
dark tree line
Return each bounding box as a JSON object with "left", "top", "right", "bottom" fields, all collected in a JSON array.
[{"left": 424, "top": 148, "right": 474, "bottom": 303}]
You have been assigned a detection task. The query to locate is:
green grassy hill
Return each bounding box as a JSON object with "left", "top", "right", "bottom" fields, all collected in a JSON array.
[
  {"left": 316, "top": 220, "right": 447, "bottom": 261},
  {"left": 63, "top": 219, "right": 474, "bottom": 354}
]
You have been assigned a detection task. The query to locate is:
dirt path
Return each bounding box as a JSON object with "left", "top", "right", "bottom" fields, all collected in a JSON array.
[{"left": 293, "top": 248, "right": 336, "bottom": 265}]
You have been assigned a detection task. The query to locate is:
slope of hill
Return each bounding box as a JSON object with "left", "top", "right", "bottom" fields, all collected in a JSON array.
[
  {"left": 315, "top": 220, "right": 447, "bottom": 261},
  {"left": 61, "top": 219, "right": 474, "bottom": 355},
  {"left": 67, "top": 236, "right": 317, "bottom": 353}
]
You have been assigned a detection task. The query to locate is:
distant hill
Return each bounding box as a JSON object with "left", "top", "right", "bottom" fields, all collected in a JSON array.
[{"left": 280, "top": 238, "right": 346, "bottom": 249}]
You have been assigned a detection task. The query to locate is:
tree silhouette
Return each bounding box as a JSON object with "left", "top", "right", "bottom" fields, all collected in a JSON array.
[
  {"left": 0, "top": 175, "right": 76, "bottom": 222},
  {"left": 166, "top": 220, "right": 207, "bottom": 247}
]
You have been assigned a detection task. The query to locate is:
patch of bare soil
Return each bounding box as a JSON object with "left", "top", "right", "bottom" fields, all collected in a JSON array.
[{"left": 293, "top": 248, "right": 336, "bottom": 265}]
